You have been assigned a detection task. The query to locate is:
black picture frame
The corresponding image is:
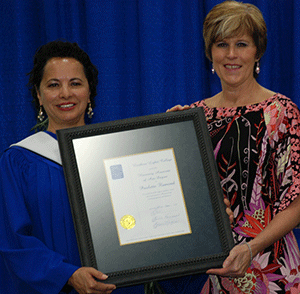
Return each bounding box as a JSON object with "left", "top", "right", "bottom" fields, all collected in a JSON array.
[{"left": 57, "top": 108, "right": 234, "bottom": 287}]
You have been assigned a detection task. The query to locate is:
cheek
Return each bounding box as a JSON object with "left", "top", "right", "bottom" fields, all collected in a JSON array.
[
  {"left": 79, "top": 89, "right": 91, "bottom": 101},
  {"left": 39, "top": 94, "right": 49, "bottom": 104},
  {"left": 211, "top": 52, "right": 223, "bottom": 65},
  {"left": 38, "top": 92, "right": 58, "bottom": 107},
  {"left": 243, "top": 50, "right": 257, "bottom": 63}
]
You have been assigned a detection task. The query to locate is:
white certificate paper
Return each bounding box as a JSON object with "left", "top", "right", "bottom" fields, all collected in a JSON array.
[{"left": 104, "top": 148, "right": 191, "bottom": 245}]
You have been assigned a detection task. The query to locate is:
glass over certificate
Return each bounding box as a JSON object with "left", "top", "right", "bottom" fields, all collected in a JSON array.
[
  {"left": 57, "top": 108, "right": 234, "bottom": 287},
  {"left": 104, "top": 148, "right": 191, "bottom": 245}
]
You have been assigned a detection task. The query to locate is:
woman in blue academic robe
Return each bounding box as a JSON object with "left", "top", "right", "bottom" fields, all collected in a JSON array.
[
  {"left": 0, "top": 40, "right": 145, "bottom": 294},
  {"left": 0, "top": 40, "right": 211, "bottom": 294}
]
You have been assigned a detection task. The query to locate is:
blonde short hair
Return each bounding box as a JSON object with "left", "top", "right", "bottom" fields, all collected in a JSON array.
[{"left": 203, "top": 1, "right": 267, "bottom": 61}]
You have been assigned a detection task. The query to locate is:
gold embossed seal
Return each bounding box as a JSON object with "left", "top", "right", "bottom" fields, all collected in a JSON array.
[{"left": 120, "top": 215, "right": 136, "bottom": 230}]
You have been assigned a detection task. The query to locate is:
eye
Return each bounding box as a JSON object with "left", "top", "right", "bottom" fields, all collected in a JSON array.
[
  {"left": 48, "top": 83, "right": 59, "bottom": 88},
  {"left": 237, "top": 42, "right": 248, "bottom": 47},
  {"left": 216, "top": 42, "right": 228, "bottom": 48},
  {"left": 71, "top": 80, "right": 82, "bottom": 86}
]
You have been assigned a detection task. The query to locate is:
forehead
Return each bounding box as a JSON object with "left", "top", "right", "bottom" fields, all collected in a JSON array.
[
  {"left": 42, "top": 57, "right": 86, "bottom": 79},
  {"left": 215, "top": 33, "right": 254, "bottom": 43}
]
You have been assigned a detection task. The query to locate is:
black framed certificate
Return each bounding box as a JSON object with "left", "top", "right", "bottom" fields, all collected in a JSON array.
[{"left": 57, "top": 108, "right": 234, "bottom": 287}]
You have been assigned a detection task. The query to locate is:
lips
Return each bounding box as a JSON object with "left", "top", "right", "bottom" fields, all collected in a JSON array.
[
  {"left": 224, "top": 65, "right": 241, "bottom": 69},
  {"left": 57, "top": 103, "right": 76, "bottom": 110},
  {"left": 58, "top": 103, "right": 75, "bottom": 108}
]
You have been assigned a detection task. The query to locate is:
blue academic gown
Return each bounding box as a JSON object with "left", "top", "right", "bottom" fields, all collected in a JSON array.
[
  {"left": 0, "top": 132, "right": 206, "bottom": 293},
  {"left": 0, "top": 133, "right": 143, "bottom": 293},
  {"left": 0, "top": 144, "right": 80, "bottom": 293}
]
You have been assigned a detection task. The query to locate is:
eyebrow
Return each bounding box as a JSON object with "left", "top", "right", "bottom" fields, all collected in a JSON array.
[{"left": 45, "top": 77, "right": 84, "bottom": 83}]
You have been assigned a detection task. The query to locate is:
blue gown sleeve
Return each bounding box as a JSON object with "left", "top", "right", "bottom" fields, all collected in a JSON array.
[{"left": 0, "top": 147, "right": 79, "bottom": 294}]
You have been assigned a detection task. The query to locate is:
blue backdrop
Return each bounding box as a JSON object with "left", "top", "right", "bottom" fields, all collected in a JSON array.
[{"left": 0, "top": 0, "right": 299, "bottom": 154}]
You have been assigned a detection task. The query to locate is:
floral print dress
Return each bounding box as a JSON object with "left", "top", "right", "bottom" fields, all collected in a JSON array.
[{"left": 194, "top": 94, "right": 300, "bottom": 294}]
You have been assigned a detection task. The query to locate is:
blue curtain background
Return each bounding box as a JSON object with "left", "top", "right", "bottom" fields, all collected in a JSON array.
[
  {"left": 1, "top": 0, "right": 300, "bottom": 290},
  {"left": 0, "top": 0, "right": 299, "bottom": 154}
]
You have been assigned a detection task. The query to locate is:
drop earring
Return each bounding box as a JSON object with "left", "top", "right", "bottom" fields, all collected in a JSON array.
[
  {"left": 37, "top": 106, "right": 45, "bottom": 122},
  {"left": 87, "top": 102, "right": 94, "bottom": 119},
  {"left": 255, "top": 61, "right": 260, "bottom": 74},
  {"left": 211, "top": 64, "right": 215, "bottom": 74}
]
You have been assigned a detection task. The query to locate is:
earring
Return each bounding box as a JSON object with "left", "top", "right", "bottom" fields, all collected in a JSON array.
[
  {"left": 37, "top": 106, "right": 45, "bottom": 122},
  {"left": 255, "top": 61, "right": 260, "bottom": 74},
  {"left": 87, "top": 102, "right": 94, "bottom": 119},
  {"left": 211, "top": 65, "right": 215, "bottom": 74}
]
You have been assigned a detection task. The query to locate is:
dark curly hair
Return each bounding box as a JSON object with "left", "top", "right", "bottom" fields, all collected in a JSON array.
[{"left": 28, "top": 40, "right": 98, "bottom": 113}]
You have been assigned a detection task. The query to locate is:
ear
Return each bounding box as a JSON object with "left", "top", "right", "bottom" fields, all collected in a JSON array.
[{"left": 36, "top": 86, "right": 42, "bottom": 106}]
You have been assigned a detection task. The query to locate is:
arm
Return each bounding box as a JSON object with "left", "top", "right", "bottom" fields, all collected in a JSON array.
[
  {"left": 207, "top": 98, "right": 300, "bottom": 277},
  {"left": 207, "top": 196, "right": 300, "bottom": 277},
  {"left": 0, "top": 148, "right": 116, "bottom": 293},
  {"left": 0, "top": 157, "right": 78, "bottom": 293}
]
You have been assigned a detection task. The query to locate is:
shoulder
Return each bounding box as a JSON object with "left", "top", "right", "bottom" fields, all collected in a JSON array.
[
  {"left": 264, "top": 94, "right": 300, "bottom": 142},
  {"left": 0, "top": 147, "right": 63, "bottom": 188},
  {"left": 0, "top": 147, "right": 34, "bottom": 179},
  {"left": 270, "top": 94, "right": 300, "bottom": 119},
  {"left": 8, "top": 132, "right": 61, "bottom": 166},
  {"left": 1, "top": 135, "right": 59, "bottom": 170},
  {"left": 2, "top": 145, "right": 40, "bottom": 165},
  {"left": 273, "top": 93, "right": 298, "bottom": 106},
  {"left": 191, "top": 93, "right": 219, "bottom": 108},
  {"left": 11, "top": 132, "right": 55, "bottom": 148},
  {"left": 261, "top": 93, "right": 298, "bottom": 112}
]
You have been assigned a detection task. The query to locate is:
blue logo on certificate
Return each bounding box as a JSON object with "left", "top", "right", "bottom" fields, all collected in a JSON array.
[{"left": 110, "top": 164, "right": 124, "bottom": 180}]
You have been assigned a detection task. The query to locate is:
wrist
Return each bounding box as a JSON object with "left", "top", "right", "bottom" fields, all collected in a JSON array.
[
  {"left": 67, "top": 270, "right": 77, "bottom": 288},
  {"left": 246, "top": 240, "right": 263, "bottom": 260},
  {"left": 245, "top": 242, "right": 253, "bottom": 263},
  {"left": 61, "top": 283, "right": 73, "bottom": 293}
]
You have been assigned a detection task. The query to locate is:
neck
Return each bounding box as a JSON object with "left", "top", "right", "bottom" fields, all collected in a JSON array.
[
  {"left": 47, "top": 120, "right": 86, "bottom": 134},
  {"left": 217, "top": 80, "right": 264, "bottom": 107}
]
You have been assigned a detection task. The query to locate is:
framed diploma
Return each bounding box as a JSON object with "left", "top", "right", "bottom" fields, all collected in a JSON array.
[{"left": 57, "top": 108, "right": 234, "bottom": 287}]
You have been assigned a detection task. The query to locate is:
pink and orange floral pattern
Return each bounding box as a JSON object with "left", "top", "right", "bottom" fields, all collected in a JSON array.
[{"left": 194, "top": 94, "right": 300, "bottom": 293}]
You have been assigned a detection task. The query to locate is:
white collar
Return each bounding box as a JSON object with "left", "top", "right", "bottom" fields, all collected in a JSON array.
[{"left": 11, "top": 132, "right": 62, "bottom": 165}]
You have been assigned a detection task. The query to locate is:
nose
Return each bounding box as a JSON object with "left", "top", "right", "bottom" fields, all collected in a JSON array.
[
  {"left": 227, "top": 45, "right": 237, "bottom": 59},
  {"left": 59, "top": 84, "right": 71, "bottom": 99}
]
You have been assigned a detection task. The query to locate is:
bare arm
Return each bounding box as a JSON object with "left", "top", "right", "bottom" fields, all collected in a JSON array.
[{"left": 207, "top": 195, "right": 300, "bottom": 277}]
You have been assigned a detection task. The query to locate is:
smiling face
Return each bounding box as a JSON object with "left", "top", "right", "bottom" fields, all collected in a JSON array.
[
  {"left": 37, "top": 57, "right": 91, "bottom": 133},
  {"left": 211, "top": 34, "right": 258, "bottom": 89}
]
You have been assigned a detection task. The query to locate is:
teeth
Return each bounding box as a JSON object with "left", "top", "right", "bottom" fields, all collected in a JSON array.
[
  {"left": 60, "top": 104, "right": 74, "bottom": 108},
  {"left": 225, "top": 65, "right": 240, "bottom": 69}
]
